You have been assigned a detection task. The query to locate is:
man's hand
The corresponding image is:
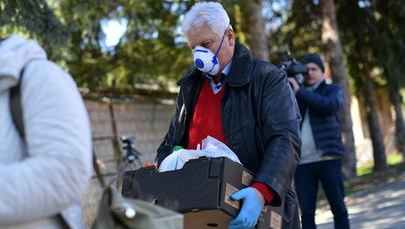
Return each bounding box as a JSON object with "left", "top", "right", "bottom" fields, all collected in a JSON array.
[
  {"left": 229, "top": 187, "right": 264, "bottom": 229},
  {"left": 287, "top": 77, "right": 300, "bottom": 94}
]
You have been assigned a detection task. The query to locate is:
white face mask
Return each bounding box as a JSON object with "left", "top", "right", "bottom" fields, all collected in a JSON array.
[
  {"left": 192, "top": 24, "right": 230, "bottom": 75},
  {"left": 193, "top": 46, "right": 220, "bottom": 75}
]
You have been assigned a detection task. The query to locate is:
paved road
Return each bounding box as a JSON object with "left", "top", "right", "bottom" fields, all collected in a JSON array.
[{"left": 316, "top": 173, "right": 405, "bottom": 229}]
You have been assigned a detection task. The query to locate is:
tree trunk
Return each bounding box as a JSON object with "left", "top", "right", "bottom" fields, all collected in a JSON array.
[
  {"left": 319, "top": 0, "right": 357, "bottom": 178},
  {"left": 387, "top": 71, "right": 405, "bottom": 159},
  {"left": 242, "top": 0, "right": 269, "bottom": 61},
  {"left": 364, "top": 75, "right": 388, "bottom": 171},
  {"left": 347, "top": 2, "right": 388, "bottom": 172},
  {"left": 376, "top": 0, "right": 405, "bottom": 161},
  {"left": 391, "top": 89, "right": 405, "bottom": 158}
]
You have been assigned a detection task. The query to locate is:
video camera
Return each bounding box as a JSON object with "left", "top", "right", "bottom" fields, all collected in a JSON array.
[{"left": 279, "top": 51, "right": 308, "bottom": 86}]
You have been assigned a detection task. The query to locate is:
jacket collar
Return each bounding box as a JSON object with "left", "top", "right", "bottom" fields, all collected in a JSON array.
[
  {"left": 177, "top": 41, "right": 254, "bottom": 87},
  {"left": 304, "top": 78, "right": 325, "bottom": 91},
  {"left": 314, "top": 78, "right": 327, "bottom": 91}
]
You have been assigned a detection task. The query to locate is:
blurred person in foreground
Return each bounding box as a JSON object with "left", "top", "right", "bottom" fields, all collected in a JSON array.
[
  {"left": 0, "top": 34, "right": 92, "bottom": 229},
  {"left": 288, "top": 53, "right": 350, "bottom": 229},
  {"left": 156, "top": 2, "right": 301, "bottom": 229}
]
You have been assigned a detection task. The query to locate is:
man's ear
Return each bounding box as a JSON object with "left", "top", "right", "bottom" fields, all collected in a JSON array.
[{"left": 227, "top": 28, "right": 235, "bottom": 46}]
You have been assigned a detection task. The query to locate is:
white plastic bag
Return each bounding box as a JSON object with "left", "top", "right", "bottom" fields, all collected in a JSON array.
[{"left": 159, "top": 136, "right": 241, "bottom": 172}]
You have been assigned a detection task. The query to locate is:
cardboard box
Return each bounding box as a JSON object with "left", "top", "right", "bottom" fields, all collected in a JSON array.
[{"left": 122, "top": 157, "right": 284, "bottom": 229}]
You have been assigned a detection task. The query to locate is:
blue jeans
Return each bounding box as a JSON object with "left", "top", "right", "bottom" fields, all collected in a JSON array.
[{"left": 295, "top": 159, "right": 350, "bottom": 229}]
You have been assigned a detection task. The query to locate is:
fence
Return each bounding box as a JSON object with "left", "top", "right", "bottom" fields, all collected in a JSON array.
[{"left": 80, "top": 97, "right": 175, "bottom": 227}]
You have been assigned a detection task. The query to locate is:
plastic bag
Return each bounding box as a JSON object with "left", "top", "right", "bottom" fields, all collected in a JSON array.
[{"left": 159, "top": 136, "right": 241, "bottom": 172}]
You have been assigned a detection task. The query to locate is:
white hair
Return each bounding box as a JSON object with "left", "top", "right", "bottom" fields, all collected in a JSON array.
[{"left": 181, "top": 2, "right": 231, "bottom": 37}]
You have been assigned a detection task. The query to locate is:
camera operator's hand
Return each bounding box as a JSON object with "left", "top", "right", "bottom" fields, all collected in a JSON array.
[{"left": 287, "top": 77, "right": 300, "bottom": 94}]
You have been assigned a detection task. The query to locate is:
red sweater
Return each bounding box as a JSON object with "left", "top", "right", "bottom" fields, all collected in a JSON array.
[
  {"left": 187, "top": 80, "right": 226, "bottom": 149},
  {"left": 187, "top": 80, "right": 274, "bottom": 204}
]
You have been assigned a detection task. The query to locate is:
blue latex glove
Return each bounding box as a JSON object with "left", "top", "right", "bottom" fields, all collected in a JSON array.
[{"left": 229, "top": 187, "right": 264, "bottom": 229}]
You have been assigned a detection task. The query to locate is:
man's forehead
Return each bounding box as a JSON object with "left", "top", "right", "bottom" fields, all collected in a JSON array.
[
  {"left": 187, "top": 25, "right": 211, "bottom": 37},
  {"left": 186, "top": 26, "right": 217, "bottom": 47},
  {"left": 186, "top": 36, "right": 212, "bottom": 47}
]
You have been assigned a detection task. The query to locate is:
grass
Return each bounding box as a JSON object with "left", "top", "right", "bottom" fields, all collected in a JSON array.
[{"left": 357, "top": 153, "right": 404, "bottom": 176}]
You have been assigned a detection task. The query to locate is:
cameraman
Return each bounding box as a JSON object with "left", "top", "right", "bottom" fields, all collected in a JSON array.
[{"left": 287, "top": 54, "right": 350, "bottom": 229}]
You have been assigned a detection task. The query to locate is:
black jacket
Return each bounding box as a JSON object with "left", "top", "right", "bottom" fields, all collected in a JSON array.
[
  {"left": 296, "top": 80, "right": 344, "bottom": 157},
  {"left": 157, "top": 42, "right": 301, "bottom": 228}
]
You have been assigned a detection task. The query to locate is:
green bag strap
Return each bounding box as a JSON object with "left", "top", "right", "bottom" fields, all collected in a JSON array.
[{"left": 9, "top": 62, "right": 106, "bottom": 189}]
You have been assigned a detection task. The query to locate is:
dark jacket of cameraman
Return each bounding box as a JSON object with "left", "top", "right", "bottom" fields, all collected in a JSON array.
[
  {"left": 295, "top": 80, "right": 344, "bottom": 157},
  {"left": 156, "top": 41, "right": 301, "bottom": 228}
]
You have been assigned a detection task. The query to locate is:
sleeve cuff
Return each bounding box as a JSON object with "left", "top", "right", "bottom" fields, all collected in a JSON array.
[{"left": 251, "top": 182, "right": 275, "bottom": 205}]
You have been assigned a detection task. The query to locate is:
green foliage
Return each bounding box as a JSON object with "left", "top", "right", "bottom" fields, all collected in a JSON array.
[
  {"left": 0, "top": 0, "right": 70, "bottom": 45},
  {"left": 106, "top": 0, "right": 195, "bottom": 89},
  {"left": 336, "top": 0, "right": 405, "bottom": 97},
  {"left": 3, "top": 0, "right": 404, "bottom": 96},
  {"left": 1, "top": 0, "right": 196, "bottom": 92},
  {"left": 373, "top": 0, "right": 405, "bottom": 90},
  {"left": 268, "top": 0, "right": 323, "bottom": 65},
  {"left": 268, "top": 0, "right": 405, "bottom": 96}
]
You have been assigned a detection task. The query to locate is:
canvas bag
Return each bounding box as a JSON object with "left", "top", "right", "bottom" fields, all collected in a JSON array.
[
  {"left": 92, "top": 185, "right": 183, "bottom": 229},
  {"left": 10, "top": 63, "right": 184, "bottom": 229},
  {"left": 91, "top": 156, "right": 183, "bottom": 229}
]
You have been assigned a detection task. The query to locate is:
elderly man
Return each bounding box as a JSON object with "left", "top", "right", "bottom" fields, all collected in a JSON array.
[{"left": 156, "top": 2, "right": 301, "bottom": 229}]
